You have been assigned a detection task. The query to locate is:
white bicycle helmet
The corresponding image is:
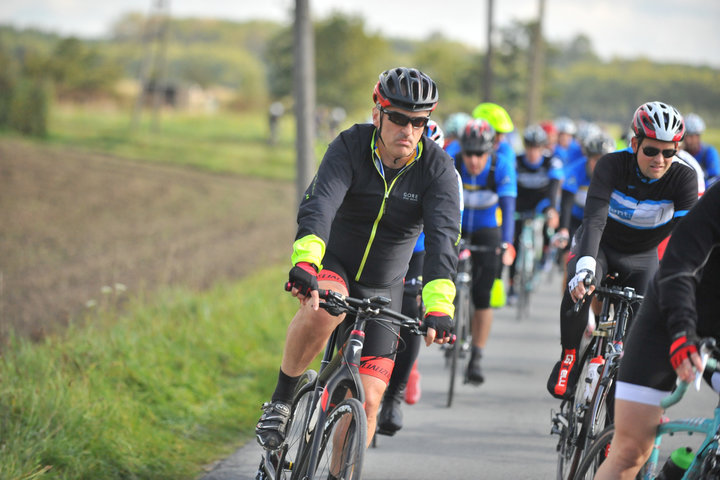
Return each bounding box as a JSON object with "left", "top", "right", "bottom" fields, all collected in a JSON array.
[
  {"left": 444, "top": 112, "right": 472, "bottom": 138},
  {"left": 425, "top": 120, "right": 445, "bottom": 147},
  {"left": 631, "top": 101, "right": 685, "bottom": 142},
  {"left": 684, "top": 113, "right": 706, "bottom": 135},
  {"left": 555, "top": 117, "right": 577, "bottom": 135}
]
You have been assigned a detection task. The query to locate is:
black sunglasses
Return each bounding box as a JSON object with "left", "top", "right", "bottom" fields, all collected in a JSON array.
[
  {"left": 464, "top": 150, "right": 489, "bottom": 157},
  {"left": 641, "top": 146, "right": 676, "bottom": 158},
  {"left": 380, "top": 107, "right": 430, "bottom": 129}
]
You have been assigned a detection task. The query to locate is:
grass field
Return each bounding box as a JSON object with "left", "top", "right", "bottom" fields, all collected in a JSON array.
[{"left": 0, "top": 266, "right": 298, "bottom": 480}]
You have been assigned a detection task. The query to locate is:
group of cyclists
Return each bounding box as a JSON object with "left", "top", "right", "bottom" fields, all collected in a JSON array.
[{"left": 254, "top": 66, "right": 720, "bottom": 479}]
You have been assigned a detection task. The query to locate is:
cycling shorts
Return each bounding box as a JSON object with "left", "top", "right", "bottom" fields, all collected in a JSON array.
[
  {"left": 467, "top": 227, "right": 502, "bottom": 309},
  {"left": 319, "top": 251, "right": 404, "bottom": 385},
  {"left": 617, "top": 280, "right": 720, "bottom": 406}
]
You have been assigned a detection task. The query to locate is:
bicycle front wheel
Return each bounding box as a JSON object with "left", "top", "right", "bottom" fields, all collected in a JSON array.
[
  {"left": 573, "top": 425, "right": 614, "bottom": 480},
  {"left": 307, "top": 398, "right": 367, "bottom": 480},
  {"left": 280, "top": 370, "right": 318, "bottom": 480}
]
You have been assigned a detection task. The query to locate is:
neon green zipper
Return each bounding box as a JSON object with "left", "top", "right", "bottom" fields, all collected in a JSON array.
[{"left": 355, "top": 160, "right": 415, "bottom": 282}]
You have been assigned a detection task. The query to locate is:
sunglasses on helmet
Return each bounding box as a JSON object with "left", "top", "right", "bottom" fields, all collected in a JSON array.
[
  {"left": 641, "top": 146, "right": 676, "bottom": 158},
  {"left": 379, "top": 107, "right": 430, "bottom": 129}
]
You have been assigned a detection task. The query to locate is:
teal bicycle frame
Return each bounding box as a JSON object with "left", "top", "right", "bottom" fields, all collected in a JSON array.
[{"left": 642, "top": 357, "right": 720, "bottom": 479}]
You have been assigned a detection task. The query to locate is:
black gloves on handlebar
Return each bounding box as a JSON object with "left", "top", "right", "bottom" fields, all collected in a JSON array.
[
  {"left": 423, "top": 311, "right": 453, "bottom": 339},
  {"left": 286, "top": 262, "right": 318, "bottom": 296}
]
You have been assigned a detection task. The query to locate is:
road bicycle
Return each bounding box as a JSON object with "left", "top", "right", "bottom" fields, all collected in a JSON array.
[
  {"left": 255, "top": 290, "right": 424, "bottom": 480},
  {"left": 574, "top": 339, "right": 720, "bottom": 479},
  {"left": 513, "top": 212, "right": 546, "bottom": 320},
  {"left": 551, "top": 273, "right": 644, "bottom": 480}
]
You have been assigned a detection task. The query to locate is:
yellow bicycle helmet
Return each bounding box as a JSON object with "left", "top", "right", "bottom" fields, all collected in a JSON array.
[{"left": 471, "top": 102, "right": 514, "bottom": 133}]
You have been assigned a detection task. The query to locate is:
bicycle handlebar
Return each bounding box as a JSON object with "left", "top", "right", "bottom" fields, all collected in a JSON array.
[
  {"left": 661, "top": 338, "right": 718, "bottom": 409},
  {"left": 317, "top": 289, "right": 427, "bottom": 336},
  {"left": 569, "top": 274, "right": 645, "bottom": 316}
]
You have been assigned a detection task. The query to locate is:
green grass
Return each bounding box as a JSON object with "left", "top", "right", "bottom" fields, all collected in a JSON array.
[
  {"left": 42, "top": 105, "right": 300, "bottom": 181},
  {"left": 0, "top": 265, "right": 297, "bottom": 479}
]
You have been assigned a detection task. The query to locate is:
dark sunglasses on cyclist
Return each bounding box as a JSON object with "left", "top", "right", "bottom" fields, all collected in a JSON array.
[
  {"left": 380, "top": 107, "right": 430, "bottom": 129},
  {"left": 464, "top": 150, "right": 489, "bottom": 157},
  {"left": 641, "top": 146, "right": 676, "bottom": 158}
]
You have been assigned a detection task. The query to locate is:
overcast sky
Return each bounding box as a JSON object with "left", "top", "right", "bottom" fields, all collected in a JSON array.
[{"left": 2, "top": 0, "right": 719, "bottom": 68}]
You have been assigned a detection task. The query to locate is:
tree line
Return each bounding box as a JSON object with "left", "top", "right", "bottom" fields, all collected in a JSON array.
[{"left": 0, "top": 12, "right": 718, "bottom": 137}]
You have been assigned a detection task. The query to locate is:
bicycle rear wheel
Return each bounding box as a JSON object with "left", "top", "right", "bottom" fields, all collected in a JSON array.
[{"left": 301, "top": 397, "right": 367, "bottom": 480}]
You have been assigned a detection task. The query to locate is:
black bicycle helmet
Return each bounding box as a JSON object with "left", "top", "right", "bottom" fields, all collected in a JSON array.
[
  {"left": 523, "top": 124, "right": 548, "bottom": 147},
  {"left": 461, "top": 119, "right": 495, "bottom": 153},
  {"left": 372, "top": 67, "right": 439, "bottom": 112},
  {"left": 631, "top": 101, "right": 685, "bottom": 142}
]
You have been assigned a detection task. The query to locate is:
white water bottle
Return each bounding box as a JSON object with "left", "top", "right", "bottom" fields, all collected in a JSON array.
[{"left": 583, "top": 356, "right": 605, "bottom": 402}]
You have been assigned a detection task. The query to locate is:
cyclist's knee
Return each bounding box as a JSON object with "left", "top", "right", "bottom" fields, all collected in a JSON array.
[{"left": 361, "top": 373, "right": 391, "bottom": 417}]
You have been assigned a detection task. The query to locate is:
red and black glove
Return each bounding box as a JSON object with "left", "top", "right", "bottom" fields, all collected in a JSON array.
[
  {"left": 423, "top": 311, "right": 454, "bottom": 339},
  {"left": 286, "top": 262, "right": 318, "bottom": 296},
  {"left": 669, "top": 333, "right": 699, "bottom": 370}
]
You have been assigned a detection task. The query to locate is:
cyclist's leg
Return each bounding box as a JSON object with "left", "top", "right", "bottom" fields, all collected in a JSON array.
[
  {"left": 280, "top": 260, "right": 350, "bottom": 378},
  {"left": 547, "top": 247, "right": 607, "bottom": 399},
  {"left": 507, "top": 218, "right": 523, "bottom": 301},
  {"left": 256, "top": 255, "right": 350, "bottom": 449},
  {"left": 379, "top": 251, "right": 424, "bottom": 433},
  {"left": 594, "top": 399, "right": 662, "bottom": 480},
  {"left": 467, "top": 227, "right": 501, "bottom": 384}
]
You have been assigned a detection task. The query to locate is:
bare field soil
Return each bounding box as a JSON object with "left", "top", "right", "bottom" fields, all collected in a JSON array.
[{"left": 0, "top": 139, "right": 296, "bottom": 341}]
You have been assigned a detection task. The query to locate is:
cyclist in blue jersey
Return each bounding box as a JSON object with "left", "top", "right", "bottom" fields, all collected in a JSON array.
[
  {"left": 455, "top": 118, "right": 517, "bottom": 384},
  {"left": 682, "top": 113, "right": 720, "bottom": 186},
  {"left": 443, "top": 112, "right": 472, "bottom": 158},
  {"left": 472, "top": 102, "right": 516, "bottom": 168},
  {"left": 553, "top": 116, "right": 583, "bottom": 166},
  {"left": 547, "top": 101, "right": 698, "bottom": 400},
  {"left": 255, "top": 67, "right": 461, "bottom": 450},
  {"left": 507, "top": 125, "right": 564, "bottom": 302}
]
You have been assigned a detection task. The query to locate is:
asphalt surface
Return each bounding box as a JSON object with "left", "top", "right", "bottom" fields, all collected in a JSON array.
[{"left": 200, "top": 269, "right": 717, "bottom": 480}]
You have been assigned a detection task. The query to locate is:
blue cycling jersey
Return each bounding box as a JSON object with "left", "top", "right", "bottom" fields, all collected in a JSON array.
[
  {"left": 554, "top": 139, "right": 583, "bottom": 166},
  {"left": 456, "top": 152, "right": 517, "bottom": 235},
  {"left": 562, "top": 157, "right": 592, "bottom": 221}
]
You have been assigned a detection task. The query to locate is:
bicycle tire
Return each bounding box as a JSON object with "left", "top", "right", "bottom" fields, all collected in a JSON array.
[
  {"left": 695, "top": 447, "right": 720, "bottom": 479},
  {"left": 295, "top": 397, "right": 367, "bottom": 480},
  {"left": 447, "top": 285, "right": 469, "bottom": 407},
  {"left": 271, "top": 370, "right": 317, "bottom": 480}
]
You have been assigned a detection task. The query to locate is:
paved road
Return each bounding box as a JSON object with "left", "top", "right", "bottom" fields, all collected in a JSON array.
[{"left": 201, "top": 271, "right": 716, "bottom": 479}]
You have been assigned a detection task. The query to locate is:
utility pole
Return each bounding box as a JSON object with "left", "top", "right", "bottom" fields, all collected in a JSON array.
[
  {"left": 131, "top": 0, "right": 171, "bottom": 131},
  {"left": 527, "top": 0, "right": 546, "bottom": 125},
  {"left": 482, "top": 0, "right": 494, "bottom": 101},
  {"left": 293, "top": 0, "right": 316, "bottom": 208}
]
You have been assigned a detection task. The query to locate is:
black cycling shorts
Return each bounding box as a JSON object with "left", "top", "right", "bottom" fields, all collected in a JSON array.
[
  {"left": 467, "top": 227, "right": 502, "bottom": 309},
  {"left": 318, "top": 251, "right": 404, "bottom": 384}
]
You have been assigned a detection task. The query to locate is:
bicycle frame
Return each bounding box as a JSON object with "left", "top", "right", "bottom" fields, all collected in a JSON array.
[
  {"left": 515, "top": 212, "right": 545, "bottom": 320},
  {"left": 642, "top": 358, "right": 720, "bottom": 479},
  {"left": 258, "top": 291, "right": 422, "bottom": 480},
  {"left": 553, "top": 275, "right": 643, "bottom": 480}
]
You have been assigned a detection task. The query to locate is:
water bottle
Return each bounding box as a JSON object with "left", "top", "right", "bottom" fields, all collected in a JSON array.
[
  {"left": 656, "top": 447, "right": 694, "bottom": 480},
  {"left": 583, "top": 356, "right": 605, "bottom": 402}
]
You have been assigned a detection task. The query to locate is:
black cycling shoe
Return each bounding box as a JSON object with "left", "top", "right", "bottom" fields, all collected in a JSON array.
[
  {"left": 255, "top": 401, "right": 291, "bottom": 450},
  {"left": 465, "top": 355, "right": 484, "bottom": 385},
  {"left": 377, "top": 395, "right": 403, "bottom": 436}
]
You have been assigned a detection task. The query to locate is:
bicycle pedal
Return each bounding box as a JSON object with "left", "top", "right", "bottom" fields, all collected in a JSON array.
[{"left": 376, "top": 427, "right": 397, "bottom": 437}]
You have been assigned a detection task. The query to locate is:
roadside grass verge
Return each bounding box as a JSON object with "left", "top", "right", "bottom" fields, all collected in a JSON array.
[
  {"left": 47, "top": 105, "right": 299, "bottom": 181},
  {"left": 0, "top": 265, "right": 295, "bottom": 479}
]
